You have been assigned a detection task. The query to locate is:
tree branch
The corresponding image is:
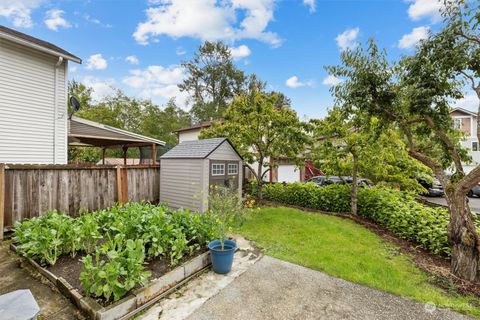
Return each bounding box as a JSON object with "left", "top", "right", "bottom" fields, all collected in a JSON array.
[
  {"left": 459, "top": 70, "right": 478, "bottom": 92},
  {"left": 424, "top": 116, "right": 464, "bottom": 174}
]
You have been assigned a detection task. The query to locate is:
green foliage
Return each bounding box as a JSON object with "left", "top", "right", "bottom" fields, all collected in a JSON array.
[
  {"left": 179, "top": 41, "right": 246, "bottom": 121},
  {"left": 14, "top": 203, "right": 221, "bottom": 301},
  {"left": 13, "top": 211, "right": 93, "bottom": 265},
  {"left": 262, "top": 183, "right": 453, "bottom": 255},
  {"left": 80, "top": 235, "right": 150, "bottom": 302},
  {"left": 208, "top": 186, "right": 250, "bottom": 249},
  {"left": 239, "top": 207, "right": 480, "bottom": 318},
  {"left": 200, "top": 90, "right": 311, "bottom": 199}
]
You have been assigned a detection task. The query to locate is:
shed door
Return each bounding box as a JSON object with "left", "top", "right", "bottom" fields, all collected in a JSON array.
[{"left": 209, "top": 160, "right": 239, "bottom": 192}]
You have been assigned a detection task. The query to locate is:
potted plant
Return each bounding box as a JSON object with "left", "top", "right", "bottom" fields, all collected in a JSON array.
[{"left": 207, "top": 185, "right": 247, "bottom": 274}]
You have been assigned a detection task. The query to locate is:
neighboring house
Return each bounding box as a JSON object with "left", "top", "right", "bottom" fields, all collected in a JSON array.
[
  {"left": 0, "top": 25, "right": 81, "bottom": 164},
  {"left": 174, "top": 120, "right": 219, "bottom": 143},
  {"left": 450, "top": 107, "right": 479, "bottom": 173}
]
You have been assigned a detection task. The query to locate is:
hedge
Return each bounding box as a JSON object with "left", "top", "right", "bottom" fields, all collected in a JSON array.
[{"left": 262, "top": 182, "right": 451, "bottom": 256}]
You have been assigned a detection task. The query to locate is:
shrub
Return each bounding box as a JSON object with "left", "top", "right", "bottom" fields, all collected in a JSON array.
[{"left": 262, "top": 183, "right": 451, "bottom": 256}]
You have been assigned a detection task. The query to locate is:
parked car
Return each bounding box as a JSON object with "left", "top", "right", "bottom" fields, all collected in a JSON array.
[
  {"left": 416, "top": 177, "right": 444, "bottom": 197},
  {"left": 307, "top": 175, "right": 371, "bottom": 187},
  {"left": 468, "top": 183, "right": 480, "bottom": 197}
]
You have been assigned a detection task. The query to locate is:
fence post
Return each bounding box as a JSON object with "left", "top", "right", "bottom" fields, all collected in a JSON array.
[
  {"left": 0, "top": 164, "right": 5, "bottom": 240},
  {"left": 116, "top": 166, "right": 128, "bottom": 204}
]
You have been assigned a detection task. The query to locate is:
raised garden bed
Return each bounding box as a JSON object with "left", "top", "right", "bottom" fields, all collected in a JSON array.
[
  {"left": 12, "top": 243, "right": 210, "bottom": 320},
  {"left": 11, "top": 203, "right": 221, "bottom": 319}
]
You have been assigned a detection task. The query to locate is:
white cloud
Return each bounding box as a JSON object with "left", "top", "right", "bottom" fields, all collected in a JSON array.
[
  {"left": 125, "top": 55, "right": 140, "bottom": 65},
  {"left": 286, "top": 75, "right": 313, "bottom": 89},
  {"left": 303, "top": 0, "right": 316, "bottom": 13},
  {"left": 176, "top": 47, "right": 186, "bottom": 55},
  {"left": 85, "top": 54, "right": 108, "bottom": 70},
  {"left": 407, "top": 0, "right": 443, "bottom": 22},
  {"left": 82, "top": 76, "right": 115, "bottom": 101},
  {"left": 230, "top": 45, "right": 251, "bottom": 59},
  {"left": 123, "top": 65, "right": 189, "bottom": 108},
  {"left": 398, "top": 26, "right": 429, "bottom": 49},
  {"left": 70, "top": 65, "right": 77, "bottom": 73},
  {"left": 0, "top": 0, "right": 46, "bottom": 28},
  {"left": 133, "top": 0, "right": 281, "bottom": 47},
  {"left": 336, "top": 27, "right": 360, "bottom": 51},
  {"left": 44, "top": 9, "right": 71, "bottom": 31},
  {"left": 322, "top": 75, "right": 343, "bottom": 86},
  {"left": 454, "top": 94, "right": 480, "bottom": 111}
]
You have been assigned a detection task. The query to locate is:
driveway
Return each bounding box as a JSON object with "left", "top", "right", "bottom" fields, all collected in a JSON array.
[
  {"left": 188, "top": 256, "right": 471, "bottom": 320},
  {"left": 423, "top": 196, "right": 480, "bottom": 213}
]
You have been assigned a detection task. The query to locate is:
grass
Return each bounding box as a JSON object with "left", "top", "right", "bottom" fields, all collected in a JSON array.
[{"left": 238, "top": 206, "right": 480, "bottom": 318}]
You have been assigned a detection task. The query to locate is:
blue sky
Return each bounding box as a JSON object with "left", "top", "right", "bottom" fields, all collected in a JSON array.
[{"left": 1, "top": 0, "right": 476, "bottom": 119}]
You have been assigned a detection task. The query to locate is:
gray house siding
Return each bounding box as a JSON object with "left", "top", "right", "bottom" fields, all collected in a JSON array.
[
  {"left": 0, "top": 38, "right": 68, "bottom": 164},
  {"left": 160, "top": 158, "right": 205, "bottom": 212}
]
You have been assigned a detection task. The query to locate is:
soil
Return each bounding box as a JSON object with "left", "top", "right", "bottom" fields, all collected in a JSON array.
[
  {"left": 45, "top": 248, "right": 207, "bottom": 306},
  {"left": 259, "top": 200, "right": 480, "bottom": 299}
]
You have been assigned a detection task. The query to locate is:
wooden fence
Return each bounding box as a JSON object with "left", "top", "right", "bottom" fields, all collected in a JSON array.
[{"left": 0, "top": 164, "right": 160, "bottom": 238}]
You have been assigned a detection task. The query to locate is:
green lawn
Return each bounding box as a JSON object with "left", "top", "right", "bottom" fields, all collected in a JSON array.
[{"left": 239, "top": 206, "right": 480, "bottom": 318}]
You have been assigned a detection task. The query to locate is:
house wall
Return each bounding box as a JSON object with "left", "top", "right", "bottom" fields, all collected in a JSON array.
[
  {"left": 0, "top": 39, "right": 68, "bottom": 164},
  {"left": 160, "top": 158, "right": 205, "bottom": 212},
  {"left": 178, "top": 129, "right": 202, "bottom": 143}
]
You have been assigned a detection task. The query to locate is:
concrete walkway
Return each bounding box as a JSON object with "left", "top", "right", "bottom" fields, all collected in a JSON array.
[
  {"left": 188, "top": 256, "right": 472, "bottom": 320},
  {"left": 0, "top": 241, "right": 82, "bottom": 319}
]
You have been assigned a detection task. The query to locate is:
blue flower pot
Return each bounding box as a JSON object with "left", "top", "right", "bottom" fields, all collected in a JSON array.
[{"left": 208, "top": 239, "right": 237, "bottom": 274}]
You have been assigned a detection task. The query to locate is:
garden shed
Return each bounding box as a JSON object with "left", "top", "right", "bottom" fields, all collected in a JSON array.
[{"left": 160, "top": 138, "right": 243, "bottom": 212}]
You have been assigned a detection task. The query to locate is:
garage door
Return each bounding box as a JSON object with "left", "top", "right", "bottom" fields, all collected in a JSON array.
[{"left": 277, "top": 165, "right": 300, "bottom": 183}]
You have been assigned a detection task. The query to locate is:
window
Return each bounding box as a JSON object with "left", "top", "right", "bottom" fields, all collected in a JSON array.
[
  {"left": 228, "top": 163, "right": 238, "bottom": 175},
  {"left": 212, "top": 163, "right": 225, "bottom": 176},
  {"left": 454, "top": 118, "right": 462, "bottom": 129},
  {"left": 473, "top": 141, "right": 479, "bottom": 152}
]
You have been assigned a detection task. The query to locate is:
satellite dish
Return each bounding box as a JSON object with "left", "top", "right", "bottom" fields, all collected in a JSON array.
[{"left": 69, "top": 96, "right": 81, "bottom": 119}]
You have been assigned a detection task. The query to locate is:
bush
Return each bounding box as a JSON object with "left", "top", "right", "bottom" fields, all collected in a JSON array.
[{"left": 262, "top": 183, "right": 451, "bottom": 256}]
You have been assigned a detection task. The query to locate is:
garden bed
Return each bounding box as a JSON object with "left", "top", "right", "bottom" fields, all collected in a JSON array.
[
  {"left": 12, "top": 243, "right": 211, "bottom": 320},
  {"left": 11, "top": 203, "right": 221, "bottom": 319}
]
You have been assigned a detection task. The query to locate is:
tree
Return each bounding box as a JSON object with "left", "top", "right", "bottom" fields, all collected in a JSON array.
[
  {"left": 312, "top": 108, "right": 428, "bottom": 215},
  {"left": 179, "top": 41, "right": 246, "bottom": 121},
  {"left": 327, "top": 6, "right": 480, "bottom": 280},
  {"left": 200, "top": 90, "right": 310, "bottom": 199}
]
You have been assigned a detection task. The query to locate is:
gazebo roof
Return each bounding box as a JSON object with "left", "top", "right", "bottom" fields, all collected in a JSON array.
[{"left": 68, "top": 116, "right": 165, "bottom": 148}]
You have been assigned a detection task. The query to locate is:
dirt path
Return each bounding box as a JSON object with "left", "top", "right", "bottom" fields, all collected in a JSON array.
[{"left": 0, "top": 241, "right": 82, "bottom": 319}]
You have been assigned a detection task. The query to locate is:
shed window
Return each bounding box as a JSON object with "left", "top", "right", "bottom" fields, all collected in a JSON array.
[
  {"left": 212, "top": 164, "right": 225, "bottom": 176},
  {"left": 473, "top": 141, "right": 479, "bottom": 151},
  {"left": 228, "top": 163, "right": 238, "bottom": 175}
]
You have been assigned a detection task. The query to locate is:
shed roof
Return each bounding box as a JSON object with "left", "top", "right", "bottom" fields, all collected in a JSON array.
[
  {"left": 0, "top": 25, "right": 81, "bottom": 63},
  {"left": 69, "top": 116, "right": 165, "bottom": 147},
  {"left": 161, "top": 138, "right": 242, "bottom": 159}
]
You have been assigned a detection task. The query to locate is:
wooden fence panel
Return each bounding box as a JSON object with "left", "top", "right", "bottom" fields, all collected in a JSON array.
[
  {"left": 127, "top": 167, "right": 160, "bottom": 203},
  {"left": 1, "top": 164, "right": 160, "bottom": 232}
]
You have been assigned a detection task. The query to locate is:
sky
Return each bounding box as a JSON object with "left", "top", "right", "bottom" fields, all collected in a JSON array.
[{"left": 0, "top": 0, "right": 478, "bottom": 119}]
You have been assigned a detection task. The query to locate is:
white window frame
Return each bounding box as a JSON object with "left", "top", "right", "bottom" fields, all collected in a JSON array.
[
  {"left": 228, "top": 163, "right": 238, "bottom": 175},
  {"left": 212, "top": 163, "right": 225, "bottom": 176},
  {"left": 454, "top": 118, "right": 462, "bottom": 130}
]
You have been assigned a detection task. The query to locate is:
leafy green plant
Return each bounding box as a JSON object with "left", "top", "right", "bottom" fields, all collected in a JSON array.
[
  {"left": 208, "top": 186, "right": 249, "bottom": 249},
  {"left": 80, "top": 235, "right": 151, "bottom": 302},
  {"left": 262, "top": 182, "right": 457, "bottom": 256},
  {"left": 13, "top": 211, "right": 76, "bottom": 265}
]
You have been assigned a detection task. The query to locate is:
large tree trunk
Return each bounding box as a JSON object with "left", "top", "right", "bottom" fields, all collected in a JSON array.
[
  {"left": 445, "top": 189, "right": 480, "bottom": 281},
  {"left": 351, "top": 153, "right": 359, "bottom": 215}
]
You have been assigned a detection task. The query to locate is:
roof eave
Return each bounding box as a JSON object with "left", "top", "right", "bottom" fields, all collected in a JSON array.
[{"left": 0, "top": 30, "right": 82, "bottom": 63}]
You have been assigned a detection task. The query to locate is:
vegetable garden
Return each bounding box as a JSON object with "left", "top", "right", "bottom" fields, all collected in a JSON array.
[{"left": 13, "top": 203, "right": 220, "bottom": 303}]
